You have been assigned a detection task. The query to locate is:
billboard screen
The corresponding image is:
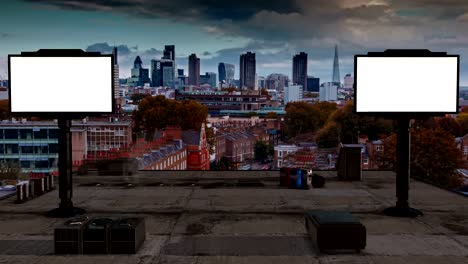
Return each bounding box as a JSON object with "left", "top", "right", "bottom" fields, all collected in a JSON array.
[
  {"left": 355, "top": 56, "right": 459, "bottom": 113},
  {"left": 8, "top": 55, "right": 113, "bottom": 114}
]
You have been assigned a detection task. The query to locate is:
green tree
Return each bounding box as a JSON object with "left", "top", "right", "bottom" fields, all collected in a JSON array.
[{"left": 254, "top": 141, "right": 272, "bottom": 161}]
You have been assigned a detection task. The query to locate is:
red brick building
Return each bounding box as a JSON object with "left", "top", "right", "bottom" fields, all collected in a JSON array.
[{"left": 164, "top": 125, "right": 210, "bottom": 170}]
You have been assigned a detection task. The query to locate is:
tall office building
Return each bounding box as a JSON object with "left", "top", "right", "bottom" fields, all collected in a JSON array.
[
  {"left": 112, "top": 47, "right": 120, "bottom": 98},
  {"left": 218, "top": 63, "right": 235, "bottom": 85},
  {"left": 292, "top": 52, "right": 308, "bottom": 89},
  {"left": 306, "top": 77, "right": 320, "bottom": 92},
  {"left": 128, "top": 56, "right": 150, "bottom": 86},
  {"left": 151, "top": 59, "right": 175, "bottom": 88},
  {"left": 240, "top": 52, "right": 256, "bottom": 90},
  {"left": 188, "top": 54, "right": 200, "bottom": 86},
  {"left": 163, "top": 45, "right": 175, "bottom": 61},
  {"left": 332, "top": 45, "right": 340, "bottom": 83},
  {"left": 200, "top": 72, "right": 217, "bottom": 88}
]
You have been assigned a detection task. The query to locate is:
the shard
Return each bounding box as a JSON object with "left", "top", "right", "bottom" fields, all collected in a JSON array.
[{"left": 332, "top": 44, "right": 340, "bottom": 83}]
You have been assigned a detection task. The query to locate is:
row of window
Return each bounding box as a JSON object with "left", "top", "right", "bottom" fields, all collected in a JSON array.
[
  {"left": 0, "top": 144, "right": 58, "bottom": 154},
  {"left": 0, "top": 128, "right": 59, "bottom": 140}
]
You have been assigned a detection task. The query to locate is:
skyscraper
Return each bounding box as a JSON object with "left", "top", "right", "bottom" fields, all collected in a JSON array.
[
  {"left": 151, "top": 59, "right": 175, "bottom": 88},
  {"left": 200, "top": 72, "right": 217, "bottom": 88},
  {"left": 163, "top": 45, "right": 175, "bottom": 61},
  {"left": 240, "top": 52, "right": 256, "bottom": 90},
  {"left": 218, "top": 63, "right": 235, "bottom": 85},
  {"left": 292, "top": 52, "right": 308, "bottom": 89},
  {"left": 188, "top": 54, "right": 200, "bottom": 86},
  {"left": 128, "top": 56, "right": 150, "bottom": 86},
  {"left": 112, "top": 47, "right": 120, "bottom": 98},
  {"left": 332, "top": 44, "right": 340, "bottom": 83}
]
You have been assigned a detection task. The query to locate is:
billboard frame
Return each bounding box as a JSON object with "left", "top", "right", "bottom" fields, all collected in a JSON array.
[
  {"left": 8, "top": 49, "right": 115, "bottom": 119},
  {"left": 354, "top": 49, "right": 460, "bottom": 117}
]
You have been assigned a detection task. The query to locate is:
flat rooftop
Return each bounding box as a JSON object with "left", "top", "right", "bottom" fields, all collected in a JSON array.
[{"left": 1, "top": 171, "right": 468, "bottom": 263}]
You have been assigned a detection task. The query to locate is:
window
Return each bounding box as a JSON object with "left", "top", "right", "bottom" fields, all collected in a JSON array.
[{"left": 376, "top": 145, "right": 384, "bottom": 152}]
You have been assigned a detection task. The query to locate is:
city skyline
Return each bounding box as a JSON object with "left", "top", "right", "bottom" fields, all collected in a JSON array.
[{"left": 1, "top": 0, "right": 468, "bottom": 84}]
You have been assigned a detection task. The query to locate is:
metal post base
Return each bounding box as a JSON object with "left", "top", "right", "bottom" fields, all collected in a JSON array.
[
  {"left": 46, "top": 206, "right": 86, "bottom": 218},
  {"left": 383, "top": 206, "right": 423, "bottom": 218}
]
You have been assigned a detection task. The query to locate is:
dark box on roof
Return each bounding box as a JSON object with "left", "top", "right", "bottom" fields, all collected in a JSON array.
[
  {"left": 54, "top": 216, "right": 90, "bottom": 254},
  {"left": 110, "top": 217, "right": 146, "bottom": 254},
  {"left": 305, "top": 210, "right": 366, "bottom": 253},
  {"left": 83, "top": 218, "right": 114, "bottom": 254}
]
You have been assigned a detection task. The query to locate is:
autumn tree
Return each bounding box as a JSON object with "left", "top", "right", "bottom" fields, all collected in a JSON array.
[
  {"left": 375, "top": 127, "right": 464, "bottom": 188},
  {"left": 284, "top": 101, "right": 320, "bottom": 138},
  {"left": 265, "top": 112, "right": 278, "bottom": 119},
  {"left": 315, "top": 121, "right": 340, "bottom": 148},
  {"left": 434, "top": 116, "right": 463, "bottom": 137},
  {"left": 130, "top": 93, "right": 151, "bottom": 104},
  {"left": 0, "top": 100, "right": 11, "bottom": 120},
  {"left": 317, "top": 102, "right": 394, "bottom": 145},
  {"left": 133, "top": 95, "right": 208, "bottom": 139},
  {"left": 254, "top": 141, "right": 273, "bottom": 161}
]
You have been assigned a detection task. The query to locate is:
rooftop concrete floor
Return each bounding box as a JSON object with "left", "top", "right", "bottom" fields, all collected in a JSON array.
[{"left": 0, "top": 171, "right": 467, "bottom": 263}]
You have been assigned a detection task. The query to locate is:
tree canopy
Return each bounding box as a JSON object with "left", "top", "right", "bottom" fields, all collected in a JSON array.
[
  {"left": 374, "top": 127, "right": 464, "bottom": 188},
  {"left": 133, "top": 95, "right": 208, "bottom": 137},
  {"left": 284, "top": 101, "right": 338, "bottom": 138}
]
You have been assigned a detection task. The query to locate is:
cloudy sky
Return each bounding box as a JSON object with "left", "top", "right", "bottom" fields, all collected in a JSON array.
[{"left": 1, "top": 0, "right": 468, "bottom": 84}]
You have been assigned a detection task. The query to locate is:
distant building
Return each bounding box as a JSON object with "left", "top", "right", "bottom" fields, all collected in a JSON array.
[
  {"left": 0, "top": 80, "right": 8, "bottom": 88},
  {"left": 285, "top": 84, "right": 303, "bottom": 104},
  {"left": 127, "top": 56, "right": 150, "bottom": 86},
  {"left": 332, "top": 44, "right": 341, "bottom": 84},
  {"left": 293, "top": 52, "right": 308, "bottom": 89},
  {"left": 240, "top": 52, "right": 256, "bottom": 90},
  {"left": 274, "top": 144, "right": 301, "bottom": 169},
  {"left": 175, "top": 90, "right": 268, "bottom": 116},
  {"left": 343, "top": 74, "right": 354, "bottom": 89},
  {"left": 188, "top": 54, "right": 200, "bottom": 86},
  {"left": 257, "top": 76, "right": 266, "bottom": 89},
  {"left": 218, "top": 63, "right": 235, "bottom": 85},
  {"left": 224, "top": 131, "right": 256, "bottom": 163},
  {"left": 266, "top": 74, "right": 289, "bottom": 91},
  {"left": 200, "top": 72, "right": 217, "bottom": 88},
  {"left": 320, "top": 82, "right": 339, "bottom": 101},
  {"left": 113, "top": 47, "right": 120, "bottom": 98},
  {"left": 182, "top": 126, "right": 210, "bottom": 170},
  {"left": 306, "top": 77, "right": 320, "bottom": 92},
  {"left": 163, "top": 66, "right": 175, "bottom": 87},
  {"left": 151, "top": 59, "right": 175, "bottom": 88},
  {"left": 163, "top": 45, "right": 175, "bottom": 61},
  {"left": 177, "top": 69, "right": 184, "bottom": 76}
]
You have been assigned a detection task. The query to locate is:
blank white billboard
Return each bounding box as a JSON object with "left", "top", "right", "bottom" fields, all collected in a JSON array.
[
  {"left": 9, "top": 56, "right": 113, "bottom": 113},
  {"left": 355, "top": 56, "right": 458, "bottom": 113}
]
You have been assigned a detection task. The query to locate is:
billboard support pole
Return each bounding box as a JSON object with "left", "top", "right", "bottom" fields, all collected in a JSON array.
[
  {"left": 47, "top": 117, "right": 85, "bottom": 217},
  {"left": 383, "top": 117, "right": 422, "bottom": 217}
]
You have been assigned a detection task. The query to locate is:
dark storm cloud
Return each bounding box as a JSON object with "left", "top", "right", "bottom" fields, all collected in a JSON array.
[
  {"left": 25, "top": 0, "right": 300, "bottom": 20},
  {"left": 0, "top": 33, "right": 12, "bottom": 38},
  {"left": 85, "top": 42, "right": 134, "bottom": 55}
]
